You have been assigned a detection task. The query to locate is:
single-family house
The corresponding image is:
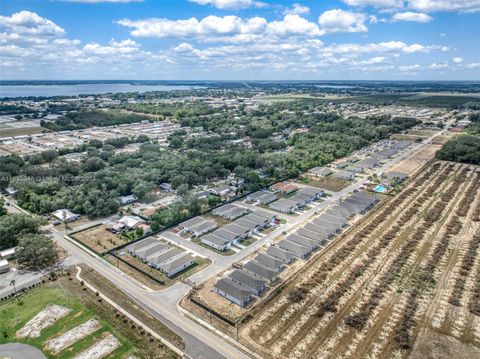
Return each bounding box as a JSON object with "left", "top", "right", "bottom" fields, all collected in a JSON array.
[
  {"left": 52, "top": 209, "right": 80, "bottom": 222},
  {"left": 214, "top": 278, "right": 253, "bottom": 307},
  {"left": 266, "top": 246, "right": 295, "bottom": 264},
  {"left": 244, "top": 260, "right": 278, "bottom": 282},
  {"left": 229, "top": 269, "right": 267, "bottom": 296}
]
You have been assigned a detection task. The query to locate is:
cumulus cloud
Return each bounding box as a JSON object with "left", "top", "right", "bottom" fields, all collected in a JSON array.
[
  {"left": 0, "top": 10, "right": 65, "bottom": 36},
  {"left": 318, "top": 9, "right": 368, "bottom": 34},
  {"left": 399, "top": 64, "right": 421, "bottom": 71},
  {"left": 117, "top": 14, "right": 326, "bottom": 41},
  {"left": 342, "top": 0, "right": 403, "bottom": 8},
  {"left": 392, "top": 12, "right": 433, "bottom": 22},
  {"left": 452, "top": 56, "right": 464, "bottom": 63},
  {"left": 408, "top": 0, "right": 480, "bottom": 13},
  {"left": 283, "top": 3, "right": 310, "bottom": 15},
  {"left": 83, "top": 38, "right": 140, "bottom": 55},
  {"left": 189, "top": 0, "right": 265, "bottom": 10},
  {"left": 430, "top": 62, "right": 448, "bottom": 69}
]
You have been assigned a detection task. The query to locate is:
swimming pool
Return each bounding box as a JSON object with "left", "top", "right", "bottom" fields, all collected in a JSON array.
[{"left": 374, "top": 185, "right": 387, "bottom": 193}]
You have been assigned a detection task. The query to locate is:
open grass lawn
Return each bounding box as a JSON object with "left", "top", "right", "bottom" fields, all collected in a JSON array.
[{"left": 0, "top": 286, "right": 134, "bottom": 359}]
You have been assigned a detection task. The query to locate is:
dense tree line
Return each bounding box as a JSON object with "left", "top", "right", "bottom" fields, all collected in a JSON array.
[
  {"left": 436, "top": 134, "right": 480, "bottom": 165},
  {"left": 40, "top": 110, "right": 153, "bottom": 131}
]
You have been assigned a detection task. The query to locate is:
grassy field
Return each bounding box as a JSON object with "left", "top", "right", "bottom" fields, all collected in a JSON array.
[
  {"left": 0, "top": 127, "right": 46, "bottom": 137},
  {"left": 0, "top": 286, "right": 134, "bottom": 359}
]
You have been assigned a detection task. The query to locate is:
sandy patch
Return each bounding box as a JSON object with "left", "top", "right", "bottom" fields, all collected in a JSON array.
[
  {"left": 45, "top": 318, "right": 101, "bottom": 354},
  {"left": 73, "top": 333, "right": 120, "bottom": 359},
  {"left": 16, "top": 305, "right": 71, "bottom": 338}
]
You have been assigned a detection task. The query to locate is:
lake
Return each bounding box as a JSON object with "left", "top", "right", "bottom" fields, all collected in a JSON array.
[{"left": 0, "top": 83, "right": 204, "bottom": 98}]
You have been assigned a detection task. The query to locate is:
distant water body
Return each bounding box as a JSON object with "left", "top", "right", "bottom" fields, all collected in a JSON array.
[{"left": 0, "top": 83, "right": 204, "bottom": 98}]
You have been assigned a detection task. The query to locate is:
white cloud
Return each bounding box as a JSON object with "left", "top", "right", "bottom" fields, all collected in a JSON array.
[
  {"left": 430, "top": 62, "right": 448, "bottom": 69},
  {"left": 189, "top": 0, "right": 264, "bottom": 10},
  {"left": 0, "top": 11, "right": 65, "bottom": 36},
  {"left": 408, "top": 0, "right": 480, "bottom": 13},
  {"left": 392, "top": 12, "right": 433, "bottom": 22},
  {"left": 399, "top": 64, "right": 421, "bottom": 71},
  {"left": 118, "top": 14, "right": 325, "bottom": 41},
  {"left": 342, "top": 0, "right": 403, "bottom": 8},
  {"left": 83, "top": 39, "right": 140, "bottom": 55},
  {"left": 452, "top": 56, "right": 464, "bottom": 63},
  {"left": 318, "top": 9, "right": 368, "bottom": 34},
  {"left": 464, "top": 62, "right": 480, "bottom": 68},
  {"left": 283, "top": 3, "right": 310, "bottom": 15},
  {"left": 323, "top": 40, "right": 446, "bottom": 54}
]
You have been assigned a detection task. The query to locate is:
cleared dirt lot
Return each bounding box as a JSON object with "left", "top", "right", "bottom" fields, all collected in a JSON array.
[
  {"left": 238, "top": 161, "right": 480, "bottom": 359},
  {"left": 72, "top": 224, "right": 123, "bottom": 254},
  {"left": 389, "top": 144, "right": 442, "bottom": 175}
]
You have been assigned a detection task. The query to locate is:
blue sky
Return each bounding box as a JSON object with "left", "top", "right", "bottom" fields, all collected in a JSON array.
[{"left": 1, "top": 0, "right": 479, "bottom": 80}]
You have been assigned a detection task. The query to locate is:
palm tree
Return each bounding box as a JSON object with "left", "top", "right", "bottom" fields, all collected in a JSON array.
[
  {"left": 10, "top": 280, "right": 16, "bottom": 294},
  {"left": 10, "top": 280, "right": 21, "bottom": 304}
]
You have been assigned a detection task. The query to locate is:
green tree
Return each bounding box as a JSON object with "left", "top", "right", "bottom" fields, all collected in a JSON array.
[
  {"left": 16, "top": 233, "right": 58, "bottom": 269},
  {"left": 0, "top": 214, "right": 44, "bottom": 249}
]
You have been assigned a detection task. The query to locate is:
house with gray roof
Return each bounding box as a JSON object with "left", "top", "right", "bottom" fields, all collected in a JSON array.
[
  {"left": 246, "top": 191, "right": 278, "bottom": 205},
  {"left": 157, "top": 253, "right": 195, "bottom": 277},
  {"left": 321, "top": 213, "right": 347, "bottom": 227},
  {"left": 278, "top": 239, "right": 311, "bottom": 259},
  {"left": 135, "top": 242, "right": 169, "bottom": 260},
  {"left": 214, "top": 228, "right": 241, "bottom": 243},
  {"left": 269, "top": 198, "right": 298, "bottom": 214},
  {"left": 126, "top": 237, "right": 157, "bottom": 254},
  {"left": 229, "top": 269, "right": 267, "bottom": 296},
  {"left": 212, "top": 204, "right": 250, "bottom": 220},
  {"left": 188, "top": 220, "right": 217, "bottom": 237},
  {"left": 201, "top": 234, "right": 231, "bottom": 251},
  {"left": 333, "top": 170, "right": 354, "bottom": 181},
  {"left": 214, "top": 278, "right": 253, "bottom": 307},
  {"left": 308, "top": 166, "right": 332, "bottom": 178},
  {"left": 288, "top": 232, "right": 319, "bottom": 249},
  {"left": 244, "top": 260, "right": 278, "bottom": 282},
  {"left": 222, "top": 223, "right": 251, "bottom": 239},
  {"left": 305, "top": 222, "right": 335, "bottom": 238},
  {"left": 147, "top": 248, "right": 183, "bottom": 267},
  {"left": 234, "top": 218, "right": 258, "bottom": 232},
  {"left": 255, "top": 253, "right": 285, "bottom": 272},
  {"left": 266, "top": 246, "right": 295, "bottom": 264}
]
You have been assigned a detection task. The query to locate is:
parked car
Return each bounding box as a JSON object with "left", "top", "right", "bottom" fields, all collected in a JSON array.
[{"left": 53, "top": 220, "right": 62, "bottom": 226}]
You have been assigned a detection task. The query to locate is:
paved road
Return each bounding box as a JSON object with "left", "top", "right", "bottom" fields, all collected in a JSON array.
[{"left": 0, "top": 343, "right": 47, "bottom": 359}]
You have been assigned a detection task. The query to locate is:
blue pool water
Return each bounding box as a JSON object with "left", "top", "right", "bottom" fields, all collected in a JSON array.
[{"left": 374, "top": 185, "right": 386, "bottom": 193}]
